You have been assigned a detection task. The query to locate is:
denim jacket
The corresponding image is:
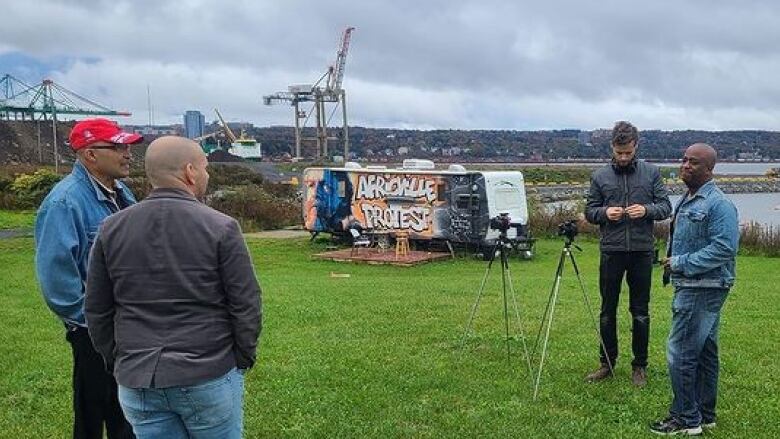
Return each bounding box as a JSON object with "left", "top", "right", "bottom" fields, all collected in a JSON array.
[
  {"left": 668, "top": 180, "right": 739, "bottom": 289},
  {"left": 35, "top": 161, "right": 136, "bottom": 328}
]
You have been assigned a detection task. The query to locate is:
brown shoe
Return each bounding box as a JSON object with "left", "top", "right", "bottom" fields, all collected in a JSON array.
[
  {"left": 631, "top": 366, "right": 647, "bottom": 387},
  {"left": 585, "top": 365, "right": 613, "bottom": 382}
]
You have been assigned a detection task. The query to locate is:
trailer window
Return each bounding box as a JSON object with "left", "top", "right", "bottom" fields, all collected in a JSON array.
[
  {"left": 494, "top": 188, "right": 521, "bottom": 211},
  {"left": 456, "top": 194, "right": 480, "bottom": 210},
  {"left": 437, "top": 183, "right": 447, "bottom": 202},
  {"left": 337, "top": 181, "right": 346, "bottom": 197}
]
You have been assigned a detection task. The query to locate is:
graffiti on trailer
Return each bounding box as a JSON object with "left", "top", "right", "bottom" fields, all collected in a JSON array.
[{"left": 355, "top": 174, "right": 439, "bottom": 233}]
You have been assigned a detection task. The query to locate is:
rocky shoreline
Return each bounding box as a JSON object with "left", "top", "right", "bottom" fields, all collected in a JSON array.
[{"left": 529, "top": 178, "right": 780, "bottom": 202}]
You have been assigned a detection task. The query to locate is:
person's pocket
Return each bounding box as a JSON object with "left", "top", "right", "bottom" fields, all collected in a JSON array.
[
  {"left": 182, "top": 372, "right": 234, "bottom": 425},
  {"left": 118, "top": 386, "right": 150, "bottom": 422}
]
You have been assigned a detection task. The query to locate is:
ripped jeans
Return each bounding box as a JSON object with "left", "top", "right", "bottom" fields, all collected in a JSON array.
[{"left": 598, "top": 251, "right": 653, "bottom": 368}]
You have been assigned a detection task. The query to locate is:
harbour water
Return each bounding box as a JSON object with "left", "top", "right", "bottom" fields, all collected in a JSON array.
[
  {"left": 671, "top": 192, "right": 779, "bottom": 226},
  {"left": 472, "top": 162, "right": 777, "bottom": 175},
  {"left": 545, "top": 192, "right": 779, "bottom": 226}
]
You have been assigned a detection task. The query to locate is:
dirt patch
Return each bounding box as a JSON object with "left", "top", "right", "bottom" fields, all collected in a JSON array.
[{"left": 243, "top": 230, "right": 311, "bottom": 239}]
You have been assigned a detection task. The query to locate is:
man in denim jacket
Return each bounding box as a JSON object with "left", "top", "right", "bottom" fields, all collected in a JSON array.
[
  {"left": 650, "top": 143, "right": 739, "bottom": 436},
  {"left": 35, "top": 119, "right": 141, "bottom": 439}
]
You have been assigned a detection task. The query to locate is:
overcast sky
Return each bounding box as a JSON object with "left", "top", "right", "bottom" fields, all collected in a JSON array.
[{"left": 2, "top": 0, "right": 780, "bottom": 131}]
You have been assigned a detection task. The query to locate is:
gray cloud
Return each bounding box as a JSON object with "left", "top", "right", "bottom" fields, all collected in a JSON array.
[{"left": 3, "top": 0, "right": 780, "bottom": 129}]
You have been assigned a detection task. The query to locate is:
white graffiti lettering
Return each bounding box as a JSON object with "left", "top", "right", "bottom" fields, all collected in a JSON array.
[
  {"left": 360, "top": 204, "right": 431, "bottom": 232},
  {"left": 357, "top": 174, "right": 436, "bottom": 201}
]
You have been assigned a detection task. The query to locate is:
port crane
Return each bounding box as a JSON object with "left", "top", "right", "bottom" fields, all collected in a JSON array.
[{"left": 263, "top": 26, "right": 355, "bottom": 160}]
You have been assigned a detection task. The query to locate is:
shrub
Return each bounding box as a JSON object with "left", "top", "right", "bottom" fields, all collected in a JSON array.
[
  {"left": 124, "top": 175, "right": 152, "bottom": 201},
  {"left": 740, "top": 222, "right": 780, "bottom": 257},
  {"left": 528, "top": 198, "right": 595, "bottom": 237},
  {"left": 208, "top": 184, "right": 299, "bottom": 232},
  {"left": 0, "top": 175, "right": 12, "bottom": 193},
  {"left": 10, "top": 169, "right": 62, "bottom": 209},
  {"left": 207, "top": 164, "right": 264, "bottom": 189}
]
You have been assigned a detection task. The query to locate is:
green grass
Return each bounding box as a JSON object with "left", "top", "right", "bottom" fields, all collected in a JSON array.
[
  {"left": 1, "top": 237, "right": 778, "bottom": 437},
  {"left": 0, "top": 210, "right": 35, "bottom": 230}
]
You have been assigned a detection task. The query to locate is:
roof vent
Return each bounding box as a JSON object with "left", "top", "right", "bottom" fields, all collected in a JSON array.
[{"left": 402, "top": 159, "right": 435, "bottom": 170}]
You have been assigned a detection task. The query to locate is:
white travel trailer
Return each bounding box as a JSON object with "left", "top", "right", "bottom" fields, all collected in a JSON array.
[{"left": 302, "top": 159, "right": 533, "bottom": 255}]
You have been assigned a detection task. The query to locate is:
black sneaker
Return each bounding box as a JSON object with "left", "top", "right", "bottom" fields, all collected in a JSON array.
[{"left": 649, "top": 417, "right": 702, "bottom": 436}]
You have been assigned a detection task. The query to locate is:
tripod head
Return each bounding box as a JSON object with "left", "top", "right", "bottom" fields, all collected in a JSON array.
[
  {"left": 490, "top": 213, "right": 525, "bottom": 246},
  {"left": 557, "top": 220, "right": 581, "bottom": 251}
]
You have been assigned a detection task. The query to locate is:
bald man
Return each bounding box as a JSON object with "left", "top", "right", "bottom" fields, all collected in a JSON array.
[
  {"left": 85, "top": 136, "right": 262, "bottom": 439},
  {"left": 650, "top": 143, "right": 739, "bottom": 436}
]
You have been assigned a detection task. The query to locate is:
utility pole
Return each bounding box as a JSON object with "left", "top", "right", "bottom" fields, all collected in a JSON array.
[
  {"left": 52, "top": 113, "right": 58, "bottom": 174},
  {"left": 37, "top": 119, "right": 42, "bottom": 163},
  {"left": 293, "top": 101, "right": 302, "bottom": 159},
  {"left": 341, "top": 89, "right": 349, "bottom": 160}
]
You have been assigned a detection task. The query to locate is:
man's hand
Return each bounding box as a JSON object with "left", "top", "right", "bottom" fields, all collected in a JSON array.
[
  {"left": 660, "top": 257, "right": 672, "bottom": 286},
  {"left": 606, "top": 206, "right": 624, "bottom": 221},
  {"left": 625, "top": 204, "right": 647, "bottom": 219}
]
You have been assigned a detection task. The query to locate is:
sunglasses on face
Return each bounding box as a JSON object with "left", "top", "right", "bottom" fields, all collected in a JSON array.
[{"left": 88, "top": 143, "right": 131, "bottom": 152}]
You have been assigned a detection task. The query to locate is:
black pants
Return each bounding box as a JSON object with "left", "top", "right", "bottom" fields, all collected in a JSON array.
[
  {"left": 598, "top": 251, "right": 653, "bottom": 368},
  {"left": 66, "top": 327, "right": 135, "bottom": 439}
]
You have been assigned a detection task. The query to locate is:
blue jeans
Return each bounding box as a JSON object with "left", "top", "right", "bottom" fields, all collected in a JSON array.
[
  {"left": 667, "top": 287, "right": 729, "bottom": 427},
  {"left": 118, "top": 368, "right": 245, "bottom": 439}
]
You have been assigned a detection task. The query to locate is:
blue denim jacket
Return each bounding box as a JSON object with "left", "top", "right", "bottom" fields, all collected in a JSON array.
[
  {"left": 668, "top": 180, "right": 739, "bottom": 289},
  {"left": 34, "top": 161, "right": 136, "bottom": 328}
]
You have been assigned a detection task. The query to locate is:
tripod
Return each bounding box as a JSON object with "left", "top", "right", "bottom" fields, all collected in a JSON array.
[
  {"left": 459, "top": 231, "right": 532, "bottom": 373},
  {"left": 531, "top": 235, "right": 613, "bottom": 400}
]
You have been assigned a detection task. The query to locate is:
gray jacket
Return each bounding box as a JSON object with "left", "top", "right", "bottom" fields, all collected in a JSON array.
[
  {"left": 85, "top": 188, "right": 262, "bottom": 389},
  {"left": 585, "top": 160, "right": 671, "bottom": 252}
]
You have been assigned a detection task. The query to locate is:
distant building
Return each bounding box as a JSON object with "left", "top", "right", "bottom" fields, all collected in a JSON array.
[
  {"left": 183, "top": 110, "right": 205, "bottom": 139},
  {"left": 131, "top": 126, "right": 179, "bottom": 136}
]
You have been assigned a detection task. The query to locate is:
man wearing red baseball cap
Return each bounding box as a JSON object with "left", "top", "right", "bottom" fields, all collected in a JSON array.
[{"left": 35, "top": 118, "right": 142, "bottom": 439}]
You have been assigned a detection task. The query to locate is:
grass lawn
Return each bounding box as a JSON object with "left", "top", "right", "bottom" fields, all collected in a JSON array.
[
  {"left": 0, "top": 236, "right": 777, "bottom": 437},
  {"left": 0, "top": 210, "right": 35, "bottom": 230}
]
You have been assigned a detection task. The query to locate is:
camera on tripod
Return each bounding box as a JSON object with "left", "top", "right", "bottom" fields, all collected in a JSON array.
[
  {"left": 557, "top": 219, "right": 578, "bottom": 241},
  {"left": 490, "top": 213, "right": 523, "bottom": 234}
]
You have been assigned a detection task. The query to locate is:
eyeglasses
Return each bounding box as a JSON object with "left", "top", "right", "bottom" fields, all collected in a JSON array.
[{"left": 88, "top": 143, "right": 131, "bottom": 152}]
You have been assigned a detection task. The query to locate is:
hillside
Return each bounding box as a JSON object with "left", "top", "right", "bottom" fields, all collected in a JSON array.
[
  {"left": 3, "top": 120, "right": 780, "bottom": 165},
  {"left": 0, "top": 120, "right": 76, "bottom": 165}
]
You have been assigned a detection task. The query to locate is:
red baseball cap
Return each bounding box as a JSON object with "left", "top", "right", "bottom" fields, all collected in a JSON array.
[{"left": 68, "top": 118, "right": 143, "bottom": 150}]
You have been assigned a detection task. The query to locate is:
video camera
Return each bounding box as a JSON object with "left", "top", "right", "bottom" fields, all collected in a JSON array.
[
  {"left": 490, "top": 212, "right": 523, "bottom": 244},
  {"left": 489, "top": 213, "right": 523, "bottom": 233},
  {"left": 557, "top": 220, "right": 578, "bottom": 242}
]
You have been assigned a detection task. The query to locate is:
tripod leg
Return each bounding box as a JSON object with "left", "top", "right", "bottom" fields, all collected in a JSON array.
[
  {"left": 504, "top": 253, "right": 533, "bottom": 376},
  {"left": 568, "top": 250, "right": 614, "bottom": 376},
  {"left": 532, "top": 249, "right": 566, "bottom": 359},
  {"left": 459, "top": 243, "right": 499, "bottom": 353},
  {"left": 500, "top": 245, "right": 511, "bottom": 366},
  {"left": 533, "top": 255, "right": 564, "bottom": 401}
]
